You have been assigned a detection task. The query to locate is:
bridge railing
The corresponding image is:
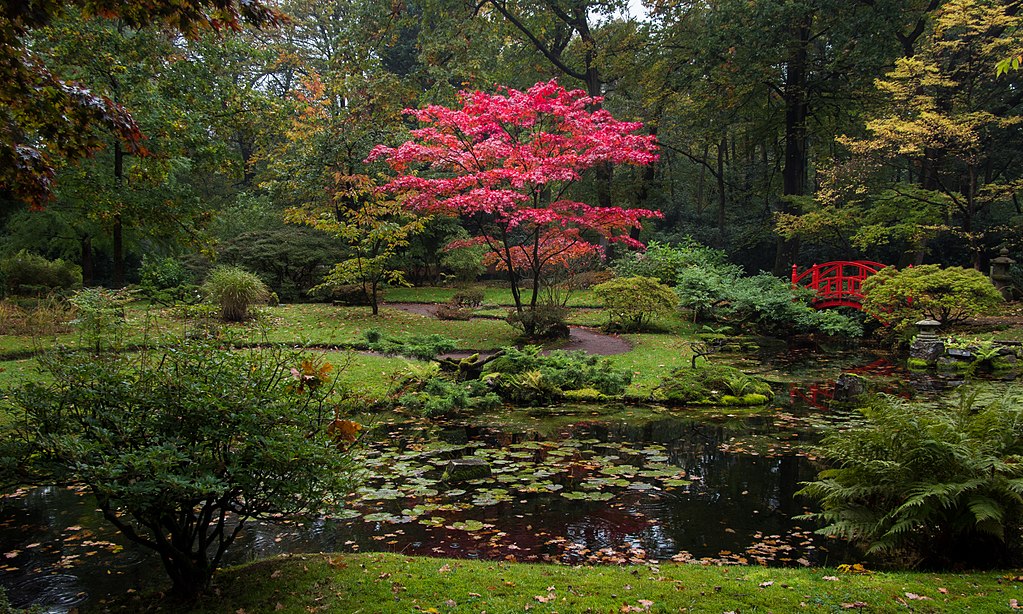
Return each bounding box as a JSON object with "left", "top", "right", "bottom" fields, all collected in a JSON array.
[{"left": 791, "top": 261, "right": 888, "bottom": 309}]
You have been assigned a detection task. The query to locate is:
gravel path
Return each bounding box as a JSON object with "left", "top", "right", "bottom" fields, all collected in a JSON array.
[{"left": 384, "top": 302, "right": 632, "bottom": 356}]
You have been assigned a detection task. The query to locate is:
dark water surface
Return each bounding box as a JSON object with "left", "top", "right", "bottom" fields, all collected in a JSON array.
[{"left": 0, "top": 348, "right": 959, "bottom": 612}]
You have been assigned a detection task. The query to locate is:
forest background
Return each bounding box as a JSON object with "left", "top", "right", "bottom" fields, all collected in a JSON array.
[{"left": 2, "top": 0, "right": 1021, "bottom": 292}]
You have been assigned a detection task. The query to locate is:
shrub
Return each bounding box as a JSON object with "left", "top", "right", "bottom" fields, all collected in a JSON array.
[
  {"left": 674, "top": 262, "right": 744, "bottom": 321},
  {"left": 436, "top": 289, "right": 484, "bottom": 320},
  {"left": 861, "top": 264, "right": 1003, "bottom": 336},
  {"left": 797, "top": 390, "right": 1023, "bottom": 568},
  {"left": 612, "top": 239, "right": 730, "bottom": 286},
  {"left": 0, "top": 250, "right": 81, "bottom": 297},
  {"left": 723, "top": 274, "right": 863, "bottom": 338},
  {"left": 138, "top": 255, "right": 199, "bottom": 306},
  {"left": 452, "top": 289, "right": 485, "bottom": 308},
  {"left": 653, "top": 364, "right": 773, "bottom": 405},
  {"left": 364, "top": 330, "right": 457, "bottom": 360},
  {"left": 593, "top": 276, "right": 678, "bottom": 332},
  {"left": 483, "top": 345, "right": 632, "bottom": 403},
  {"left": 392, "top": 362, "right": 500, "bottom": 416},
  {"left": 441, "top": 243, "right": 488, "bottom": 283},
  {"left": 68, "top": 287, "right": 135, "bottom": 352},
  {"left": 201, "top": 266, "right": 270, "bottom": 322},
  {"left": 1, "top": 341, "right": 355, "bottom": 598},
  {"left": 218, "top": 227, "right": 342, "bottom": 301},
  {"left": 506, "top": 303, "right": 569, "bottom": 339},
  {"left": 316, "top": 283, "right": 373, "bottom": 306}
]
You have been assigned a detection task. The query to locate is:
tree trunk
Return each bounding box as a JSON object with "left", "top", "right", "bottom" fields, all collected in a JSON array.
[
  {"left": 720, "top": 135, "right": 728, "bottom": 248},
  {"left": 773, "top": 12, "right": 812, "bottom": 276},
  {"left": 113, "top": 141, "right": 125, "bottom": 288},
  {"left": 80, "top": 235, "right": 94, "bottom": 286}
]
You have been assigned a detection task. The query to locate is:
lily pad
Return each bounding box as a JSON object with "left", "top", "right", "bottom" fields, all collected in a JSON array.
[{"left": 447, "top": 520, "right": 489, "bottom": 531}]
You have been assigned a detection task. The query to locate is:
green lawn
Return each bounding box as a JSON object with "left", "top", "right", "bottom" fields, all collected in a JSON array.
[
  {"left": 104, "top": 552, "right": 1023, "bottom": 613},
  {"left": 384, "top": 285, "right": 602, "bottom": 308}
]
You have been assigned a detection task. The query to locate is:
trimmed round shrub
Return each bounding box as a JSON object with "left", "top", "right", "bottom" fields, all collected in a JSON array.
[
  {"left": 201, "top": 266, "right": 270, "bottom": 322},
  {"left": 593, "top": 275, "right": 678, "bottom": 332}
]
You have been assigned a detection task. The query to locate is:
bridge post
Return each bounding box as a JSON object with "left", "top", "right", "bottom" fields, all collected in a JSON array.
[{"left": 791, "top": 264, "right": 798, "bottom": 287}]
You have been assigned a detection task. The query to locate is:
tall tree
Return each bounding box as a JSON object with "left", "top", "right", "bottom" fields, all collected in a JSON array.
[
  {"left": 0, "top": 0, "right": 283, "bottom": 211},
  {"left": 808, "top": 0, "right": 1023, "bottom": 268},
  {"left": 368, "top": 81, "right": 660, "bottom": 336}
]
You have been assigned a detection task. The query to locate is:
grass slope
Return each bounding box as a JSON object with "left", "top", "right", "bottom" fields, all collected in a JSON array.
[{"left": 102, "top": 553, "right": 1023, "bottom": 613}]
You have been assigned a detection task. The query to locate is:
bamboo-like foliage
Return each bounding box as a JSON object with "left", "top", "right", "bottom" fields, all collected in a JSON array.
[
  {"left": 201, "top": 266, "right": 270, "bottom": 322},
  {"left": 798, "top": 389, "right": 1023, "bottom": 567}
]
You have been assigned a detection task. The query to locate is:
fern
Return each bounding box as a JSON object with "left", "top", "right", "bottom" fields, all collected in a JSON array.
[{"left": 798, "top": 388, "right": 1023, "bottom": 567}]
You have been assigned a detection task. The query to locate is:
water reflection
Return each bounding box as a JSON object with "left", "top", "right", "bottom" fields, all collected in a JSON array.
[{"left": 3, "top": 348, "right": 1009, "bottom": 611}]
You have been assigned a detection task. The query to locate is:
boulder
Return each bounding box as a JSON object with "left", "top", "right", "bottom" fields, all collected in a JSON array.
[{"left": 443, "top": 458, "right": 492, "bottom": 482}]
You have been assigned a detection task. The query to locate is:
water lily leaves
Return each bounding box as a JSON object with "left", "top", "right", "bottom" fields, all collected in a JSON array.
[
  {"left": 599, "top": 464, "right": 639, "bottom": 476},
  {"left": 359, "top": 487, "right": 403, "bottom": 501},
  {"left": 408, "top": 487, "right": 439, "bottom": 497},
  {"left": 331, "top": 508, "right": 362, "bottom": 520},
  {"left": 662, "top": 479, "right": 692, "bottom": 487},
  {"left": 561, "top": 491, "right": 614, "bottom": 501},
  {"left": 363, "top": 512, "right": 406, "bottom": 523},
  {"left": 447, "top": 520, "right": 490, "bottom": 531},
  {"left": 582, "top": 478, "right": 630, "bottom": 489}
]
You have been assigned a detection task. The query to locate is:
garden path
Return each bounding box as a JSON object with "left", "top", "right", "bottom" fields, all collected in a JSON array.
[{"left": 384, "top": 302, "right": 631, "bottom": 356}]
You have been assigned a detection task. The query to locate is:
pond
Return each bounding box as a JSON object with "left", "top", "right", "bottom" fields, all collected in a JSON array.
[{"left": 0, "top": 347, "right": 994, "bottom": 612}]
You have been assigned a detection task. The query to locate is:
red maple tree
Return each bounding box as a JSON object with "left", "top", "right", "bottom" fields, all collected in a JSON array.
[{"left": 368, "top": 80, "right": 661, "bottom": 337}]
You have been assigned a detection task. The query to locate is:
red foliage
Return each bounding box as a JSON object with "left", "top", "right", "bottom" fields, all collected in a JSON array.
[{"left": 368, "top": 80, "right": 661, "bottom": 302}]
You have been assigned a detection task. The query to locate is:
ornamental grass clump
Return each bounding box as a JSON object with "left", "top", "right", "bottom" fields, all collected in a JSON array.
[
  {"left": 201, "top": 265, "right": 270, "bottom": 322},
  {"left": 798, "top": 389, "right": 1023, "bottom": 568}
]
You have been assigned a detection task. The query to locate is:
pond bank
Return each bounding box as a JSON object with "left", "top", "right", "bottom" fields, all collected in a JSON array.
[{"left": 96, "top": 552, "right": 1023, "bottom": 613}]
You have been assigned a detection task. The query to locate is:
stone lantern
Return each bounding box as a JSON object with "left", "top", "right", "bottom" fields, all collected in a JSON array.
[
  {"left": 990, "top": 248, "right": 1016, "bottom": 300},
  {"left": 910, "top": 318, "right": 943, "bottom": 365}
]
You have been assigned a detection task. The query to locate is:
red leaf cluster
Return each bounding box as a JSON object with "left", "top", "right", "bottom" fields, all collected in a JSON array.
[{"left": 367, "top": 80, "right": 661, "bottom": 280}]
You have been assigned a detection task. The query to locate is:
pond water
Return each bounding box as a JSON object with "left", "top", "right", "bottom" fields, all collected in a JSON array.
[{"left": 0, "top": 347, "right": 1002, "bottom": 612}]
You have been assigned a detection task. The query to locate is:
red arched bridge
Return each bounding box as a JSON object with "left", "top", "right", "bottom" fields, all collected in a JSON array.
[{"left": 791, "top": 261, "right": 889, "bottom": 310}]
